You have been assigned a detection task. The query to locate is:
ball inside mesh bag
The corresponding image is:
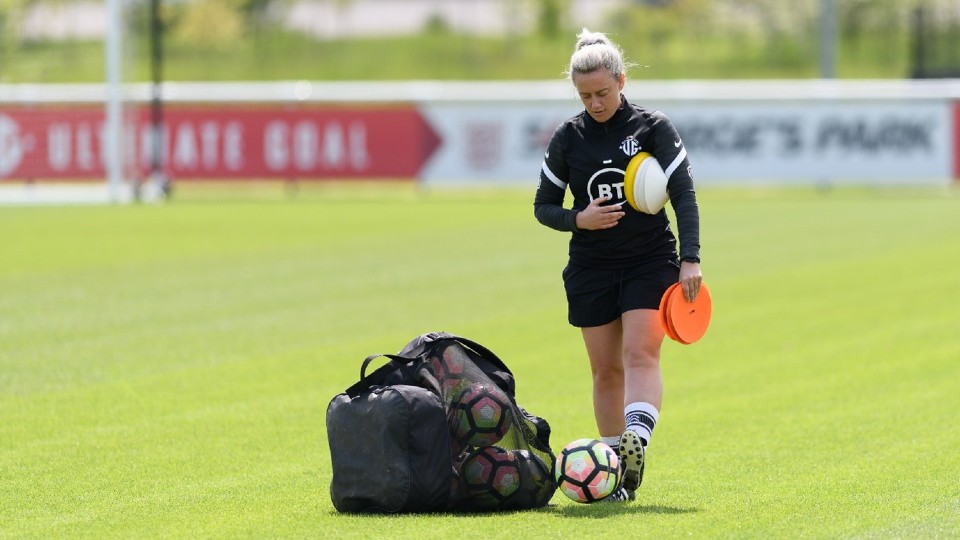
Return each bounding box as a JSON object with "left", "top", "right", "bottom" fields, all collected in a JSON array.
[
  {"left": 460, "top": 445, "right": 521, "bottom": 510},
  {"left": 451, "top": 382, "right": 514, "bottom": 447}
]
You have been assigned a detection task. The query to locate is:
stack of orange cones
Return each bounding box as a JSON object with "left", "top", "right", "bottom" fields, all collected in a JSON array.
[{"left": 659, "top": 282, "right": 712, "bottom": 344}]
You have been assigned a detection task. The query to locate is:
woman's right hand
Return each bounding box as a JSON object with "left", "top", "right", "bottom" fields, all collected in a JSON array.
[{"left": 575, "top": 196, "right": 625, "bottom": 230}]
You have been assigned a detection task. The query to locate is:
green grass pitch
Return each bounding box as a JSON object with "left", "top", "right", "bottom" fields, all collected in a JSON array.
[{"left": 2, "top": 184, "right": 959, "bottom": 538}]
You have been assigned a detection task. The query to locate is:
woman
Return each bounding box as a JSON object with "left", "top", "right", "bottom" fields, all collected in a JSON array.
[{"left": 534, "top": 29, "right": 702, "bottom": 502}]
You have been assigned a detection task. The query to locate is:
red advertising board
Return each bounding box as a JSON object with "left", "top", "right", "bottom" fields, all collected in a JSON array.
[{"left": 0, "top": 104, "right": 440, "bottom": 181}]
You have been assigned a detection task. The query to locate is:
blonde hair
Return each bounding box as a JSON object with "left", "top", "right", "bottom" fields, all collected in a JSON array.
[{"left": 566, "top": 28, "right": 629, "bottom": 82}]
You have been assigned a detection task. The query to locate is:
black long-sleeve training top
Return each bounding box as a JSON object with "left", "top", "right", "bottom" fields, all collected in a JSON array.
[{"left": 534, "top": 96, "right": 701, "bottom": 269}]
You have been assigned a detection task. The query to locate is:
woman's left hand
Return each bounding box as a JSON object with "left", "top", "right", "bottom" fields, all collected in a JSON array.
[{"left": 679, "top": 260, "right": 702, "bottom": 302}]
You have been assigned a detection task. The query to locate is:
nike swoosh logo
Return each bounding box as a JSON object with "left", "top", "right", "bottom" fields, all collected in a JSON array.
[{"left": 674, "top": 139, "right": 682, "bottom": 148}]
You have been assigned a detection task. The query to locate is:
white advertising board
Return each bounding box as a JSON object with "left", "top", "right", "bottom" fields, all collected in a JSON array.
[
  {"left": 660, "top": 101, "right": 953, "bottom": 185},
  {"left": 3, "top": 80, "right": 957, "bottom": 188},
  {"left": 420, "top": 99, "right": 954, "bottom": 186},
  {"left": 419, "top": 101, "right": 581, "bottom": 186}
]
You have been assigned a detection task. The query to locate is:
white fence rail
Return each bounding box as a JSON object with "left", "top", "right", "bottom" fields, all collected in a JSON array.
[{"left": 3, "top": 79, "right": 960, "bottom": 104}]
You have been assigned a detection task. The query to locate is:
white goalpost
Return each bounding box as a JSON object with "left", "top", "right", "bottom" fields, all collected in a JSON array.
[
  {"left": 105, "top": 0, "right": 126, "bottom": 204},
  {"left": 0, "top": 0, "right": 152, "bottom": 206}
]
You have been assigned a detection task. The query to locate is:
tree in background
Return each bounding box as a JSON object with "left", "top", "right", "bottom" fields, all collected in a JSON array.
[
  {"left": 0, "top": 0, "right": 35, "bottom": 80},
  {"left": 166, "top": 0, "right": 294, "bottom": 48},
  {"left": 839, "top": 0, "right": 907, "bottom": 70},
  {"left": 2, "top": 0, "right": 951, "bottom": 82},
  {"left": 536, "top": 0, "right": 568, "bottom": 40},
  {"left": 171, "top": 0, "right": 245, "bottom": 48}
]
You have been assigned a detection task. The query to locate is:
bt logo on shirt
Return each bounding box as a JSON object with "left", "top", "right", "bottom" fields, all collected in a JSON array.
[
  {"left": 585, "top": 137, "right": 642, "bottom": 205},
  {"left": 586, "top": 166, "right": 628, "bottom": 205}
]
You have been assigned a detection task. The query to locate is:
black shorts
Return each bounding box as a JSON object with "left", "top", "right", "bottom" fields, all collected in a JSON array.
[{"left": 562, "top": 259, "right": 680, "bottom": 328}]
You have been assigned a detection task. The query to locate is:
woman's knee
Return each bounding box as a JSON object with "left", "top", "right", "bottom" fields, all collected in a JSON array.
[
  {"left": 591, "top": 363, "right": 623, "bottom": 388},
  {"left": 622, "top": 344, "right": 660, "bottom": 370}
]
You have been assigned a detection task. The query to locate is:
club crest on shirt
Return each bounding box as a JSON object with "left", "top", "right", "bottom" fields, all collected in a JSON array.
[{"left": 619, "top": 136, "right": 640, "bottom": 156}]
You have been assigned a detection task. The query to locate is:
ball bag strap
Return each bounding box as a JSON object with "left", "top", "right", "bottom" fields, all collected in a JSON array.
[
  {"left": 443, "top": 334, "right": 512, "bottom": 376},
  {"left": 359, "top": 353, "right": 412, "bottom": 380},
  {"left": 409, "top": 331, "right": 513, "bottom": 377},
  {"left": 343, "top": 353, "right": 417, "bottom": 398}
]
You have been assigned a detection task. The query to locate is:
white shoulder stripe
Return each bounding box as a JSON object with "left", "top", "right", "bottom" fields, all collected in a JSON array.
[
  {"left": 541, "top": 160, "right": 566, "bottom": 189},
  {"left": 664, "top": 147, "right": 687, "bottom": 179}
]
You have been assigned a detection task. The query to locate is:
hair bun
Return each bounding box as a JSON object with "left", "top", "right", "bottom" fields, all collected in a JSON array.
[
  {"left": 575, "top": 28, "right": 611, "bottom": 51},
  {"left": 567, "top": 27, "right": 629, "bottom": 81}
]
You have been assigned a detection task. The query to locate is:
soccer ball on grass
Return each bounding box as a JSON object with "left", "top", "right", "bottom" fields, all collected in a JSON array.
[{"left": 554, "top": 438, "right": 621, "bottom": 503}]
